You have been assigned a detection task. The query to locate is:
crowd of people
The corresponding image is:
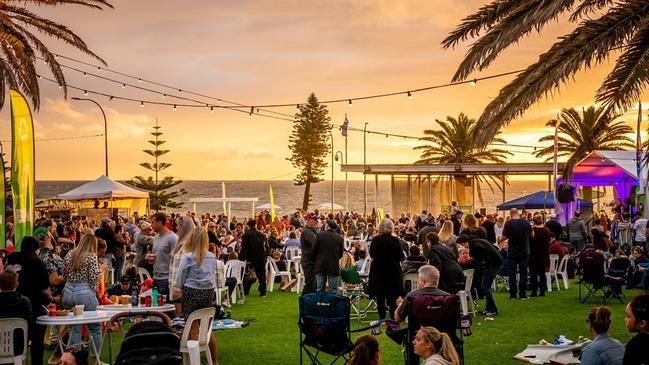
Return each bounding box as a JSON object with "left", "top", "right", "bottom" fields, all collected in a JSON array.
[{"left": 0, "top": 203, "right": 648, "bottom": 364}]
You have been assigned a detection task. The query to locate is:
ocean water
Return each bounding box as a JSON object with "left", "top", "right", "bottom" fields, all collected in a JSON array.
[{"left": 36, "top": 179, "right": 560, "bottom": 217}]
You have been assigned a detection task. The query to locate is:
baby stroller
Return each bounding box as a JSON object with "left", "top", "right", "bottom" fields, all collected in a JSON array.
[{"left": 106, "top": 311, "right": 182, "bottom": 365}]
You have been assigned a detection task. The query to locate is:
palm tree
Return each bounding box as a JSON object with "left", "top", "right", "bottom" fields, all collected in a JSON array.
[
  {"left": 0, "top": 0, "right": 112, "bottom": 109},
  {"left": 534, "top": 106, "right": 634, "bottom": 167},
  {"left": 442, "top": 1, "right": 649, "bottom": 150},
  {"left": 534, "top": 105, "right": 634, "bottom": 200},
  {"left": 413, "top": 113, "right": 512, "bottom": 206}
]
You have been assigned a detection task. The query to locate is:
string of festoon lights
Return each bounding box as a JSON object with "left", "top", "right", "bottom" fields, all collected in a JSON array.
[
  {"left": 37, "top": 53, "right": 546, "bottom": 153},
  {"left": 0, "top": 134, "right": 105, "bottom": 143}
]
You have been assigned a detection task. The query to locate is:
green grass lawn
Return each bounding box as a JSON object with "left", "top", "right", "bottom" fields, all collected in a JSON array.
[{"left": 42, "top": 280, "right": 642, "bottom": 364}]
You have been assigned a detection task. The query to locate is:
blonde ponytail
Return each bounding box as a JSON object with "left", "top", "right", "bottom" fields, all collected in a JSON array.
[{"left": 420, "top": 327, "right": 460, "bottom": 365}]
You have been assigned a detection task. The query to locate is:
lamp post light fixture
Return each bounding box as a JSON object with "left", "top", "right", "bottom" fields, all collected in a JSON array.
[{"left": 71, "top": 97, "right": 108, "bottom": 177}]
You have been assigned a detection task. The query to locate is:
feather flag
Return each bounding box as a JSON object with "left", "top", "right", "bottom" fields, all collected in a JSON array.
[
  {"left": 0, "top": 150, "right": 5, "bottom": 249},
  {"left": 340, "top": 114, "right": 349, "bottom": 137},
  {"left": 636, "top": 102, "right": 643, "bottom": 210},
  {"left": 10, "top": 90, "right": 35, "bottom": 251},
  {"left": 269, "top": 184, "right": 276, "bottom": 222}
]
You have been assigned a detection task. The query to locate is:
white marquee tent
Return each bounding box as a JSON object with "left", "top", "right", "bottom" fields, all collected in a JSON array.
[{"left": 58, "top": 175, "right": 149, "bottom": 215}]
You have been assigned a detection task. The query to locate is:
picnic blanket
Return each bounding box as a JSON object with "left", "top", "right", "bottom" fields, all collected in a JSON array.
[
  {"left": 212, "top": 318, "right": 249, "bottom": 330},
  {"left": 513, "top": 342, "right": 590, "bottom": 364}
]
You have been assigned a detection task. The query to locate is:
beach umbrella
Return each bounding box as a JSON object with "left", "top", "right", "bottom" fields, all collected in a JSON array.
[
  {"left": 315, "top": 202, "right": 345, "bottom": 211},
  {"left": 256, "top": 203, "right": 282, "bottom": 210},
  {"left": 497, "top": 191, "right": 592, "bottom": 211}
]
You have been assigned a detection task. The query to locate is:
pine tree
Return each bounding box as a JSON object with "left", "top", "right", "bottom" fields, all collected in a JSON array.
[
  {"left": 287, "top": 93, "right": 332, "bottom": 210},
  {"left": 127, "top": 119, "right": 186, "bottom": 211}
]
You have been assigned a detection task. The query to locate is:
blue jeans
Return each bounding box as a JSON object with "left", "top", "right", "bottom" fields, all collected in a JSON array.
[
  {"left": 316, "top": 274, "right": 339, "bottom": 293},
  {"left": 508, "top": 257, "right": 528, "bottom": 298},
  {"left": 482, "top": 265, "right": 501, "bottom": 312},
  {"left": 153, "top": 278, "right": 170, "bottom": 298},
  {"left": 571, "top": 240, "right": 585, "bottom": 252},
  {"left": 62, "top": 283, "right": 101, "bottom": 356}
]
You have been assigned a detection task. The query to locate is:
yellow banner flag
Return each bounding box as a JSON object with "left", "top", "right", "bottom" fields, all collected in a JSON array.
[
  {"left": 269, "top": 184, "right": 276, "bottom": 222},
  {"left": 10, "top": 90, "right": 35, "bottom": 251},
  {"left": 377, "top": 207, "right": 384, "bottom": 225}
]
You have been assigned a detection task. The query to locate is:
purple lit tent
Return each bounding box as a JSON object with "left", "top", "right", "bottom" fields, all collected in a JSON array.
[{"left": 560, "top": 150, "right": 647, "bottom": 220}]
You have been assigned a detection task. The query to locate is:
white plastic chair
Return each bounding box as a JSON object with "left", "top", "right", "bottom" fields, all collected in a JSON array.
[
  {"left": 285, "top": 247, "right": 301, "bottom": 262},
  {"left": 265, "top": 257, "right": 292, "bottom": 292},
  {"left": 294, "top": 263, "right": 305, "bottom": 294},
  {"left": 180, "top": 307, "right": 215, "bottom": 365},
  {"left": 402, "top": 273, "right": 419, "bottom": 294},
  {"left": 137, "top": 267, "right": 152, "bottom": 283},
  {"left": 214, "top": 267, "right": 231, "bottom": 307},
  {"left": 343, "top": 239, "right": 352, "bottom": 252},
  {"left": 556, "top": 255, "right": 570, "bottom": 289},
  {"left": 359, "top": 257, "right": 371, "bottom": 277},
  {"left": 463, "top": 269, "right": 477, "bottom": 315},
  {"left": 546, "top": 254, "right": 560, "bottom": 292},
  {"left": 224, "top": 259, "right": 246, "bottom": 304},
  {"left": 0, "top": 318, "right": 27, "bottom": 365}
]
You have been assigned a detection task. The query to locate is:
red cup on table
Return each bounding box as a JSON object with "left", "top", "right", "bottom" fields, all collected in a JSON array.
[
  {"left": 145, "top": 295, "right": 152, "bottom": 307},
  {"left": 157, "top": 295, "right": 165, "bottom": 306}
]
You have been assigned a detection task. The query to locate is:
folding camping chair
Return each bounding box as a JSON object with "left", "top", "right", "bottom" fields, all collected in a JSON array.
[
  {"left": 402, "top": 293, "right": 469, "bottom": 365},
  {"left": 578, "top": 250, "right": 613, "bottom": 304},
  {"left": 339, "top": 267, "right": 375, "bottom": 321},
  {"left": 298, "top": 292, "right": 381, "bottom": 365},
  {"left": 605, "top": 256, "right": 630, "bottom": 303}
]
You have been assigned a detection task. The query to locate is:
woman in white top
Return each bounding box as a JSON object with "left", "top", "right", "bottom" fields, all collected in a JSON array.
[
  {"left": 169, "top": 215, "right": 196, "bottom": 313},
  {"left": 494, "top": 216, "right": 505, "bottom": 241},
  {"left": 412, "top": 326, "right": 460, "bottom": 365}
]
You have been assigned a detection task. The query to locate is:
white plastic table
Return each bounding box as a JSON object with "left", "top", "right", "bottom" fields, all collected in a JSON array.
[{"left": 37, "top": 311, "right": 114, "bottom": 361}]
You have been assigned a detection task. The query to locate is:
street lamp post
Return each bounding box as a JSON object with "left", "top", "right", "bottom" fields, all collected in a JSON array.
[
  {"left": 329, "top": 129, "right": 334, "bottom": 213},
  {"left": 335, "top": 150, "right": 343, "bottom": 210},
  {"left": 363, "top": 122, "right": 368, "bottom": 218},
  {"left": 71, "top": 97, "right": 108, "bottom": 177}
]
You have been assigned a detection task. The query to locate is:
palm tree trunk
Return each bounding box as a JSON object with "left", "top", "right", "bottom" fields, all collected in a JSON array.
[
  {"left": 454, "top": 176, "right": 470, "bottom": 206},
  {"left": 302, "top": 181, "right": 311, "bottom": 211}
]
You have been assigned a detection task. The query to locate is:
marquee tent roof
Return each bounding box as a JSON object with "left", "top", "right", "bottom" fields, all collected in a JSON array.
[
  {"left": 58, "top": 175, "right": 149, "bottom": 200},
  {"left": 497, "top": 191, "right": 592, "bottom": 210},
  {"left": 571, "top": 150, "right": 646, "bottom": 185}
]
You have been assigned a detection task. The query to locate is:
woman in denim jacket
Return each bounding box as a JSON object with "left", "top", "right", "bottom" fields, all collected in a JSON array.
[{"left": 580, "top": 307, "right": 624, "bottom": 365}]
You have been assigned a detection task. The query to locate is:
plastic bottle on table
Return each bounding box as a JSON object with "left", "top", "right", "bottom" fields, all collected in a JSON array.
[{"left": 152, "top": 286, "right": 158, "bottom": 307}]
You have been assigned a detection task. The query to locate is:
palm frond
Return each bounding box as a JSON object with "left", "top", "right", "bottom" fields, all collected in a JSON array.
[
  {"left": 441, "top": 0, "right": 526, "bottom": 49},
  {"left": 472, "top": 1, "right": 649, "bottom": 147},
  {"left": 451, "top": 0, "right": 576, "bottom": 82},
  {"left": 596, "top": 18, "right": 649, "bottom": 110},
  {"left": 570, "top": 0, "right": 614, "bottom": 21}
]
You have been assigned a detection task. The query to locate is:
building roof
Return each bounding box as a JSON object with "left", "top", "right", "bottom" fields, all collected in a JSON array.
[{"left": 340, "top": 162, "right": 563, "bottom": 175}]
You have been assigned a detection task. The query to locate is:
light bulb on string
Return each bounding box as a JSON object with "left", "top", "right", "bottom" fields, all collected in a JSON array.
[
  {"left": 162, "top": 94, "right": 166, "bottom": 99},
  {"left": 83, "top": 90, "right": 88, "bottom": 96},
  {"left": 407, "top": 91, "right": 412, "bottom": 100},
  {"left": 210, "top": 106, "right": 214, "bottom": 113},
  {"left": 137, "top": 78, "right": 142, "bottom": 83},
  {"left": 122, "top": 84, "right": 126, "bottom": 88},
  {"left": 140, "top": 101, "right": 144, "bottom": 108},
  {"left": 37, "top": 74, "right": 42, "bottom": 79},
  {"left": 348, "top": 99, "right": 353, "bottom": 108},
  {"left": 109, "top": 96, "right": 114, "bottom": 101},
  {"left": 249, "top": 107, "right": 254, "bottom": 116},
  {"left": 296, "top": 104, "right": 300, "bottom": 111},
  {"left": 82, "top": 72, "right": 87, "bottom": 77},
  {"left": 172, "top": 105, "right": 177, "bottom": 111},
  {"left": 97, "top": 67, "right": 101, "bottom": 71},
  {"left": 58, "top": 84, "right": 62, "bottom": 89},
  {"left": 217, "top": 99, "right": 222, "bottom": 104},
  {"left": 470, "top": 79, "right": 477, "bottom": 86}
]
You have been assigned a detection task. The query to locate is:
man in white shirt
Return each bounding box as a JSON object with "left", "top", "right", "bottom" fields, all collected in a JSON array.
[{"left": 632, "top": 212, "right": 648, "bottom": 249}]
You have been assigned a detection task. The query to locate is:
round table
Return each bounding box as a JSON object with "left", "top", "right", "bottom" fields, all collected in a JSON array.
[
  {"left": 96, "top": 304, "right": 175, "bottom": 313},
  {"left": 37, "top": 311, "right": 114, "bottom": 362}
]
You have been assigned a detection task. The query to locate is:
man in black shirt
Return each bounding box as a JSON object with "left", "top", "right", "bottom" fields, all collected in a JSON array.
[
  {"left": 545, "top": 214, "right": 564, "bottom": 241},
  {"left": 481, "top": 214, "right": 497, "bottom": 244},
  {"left": 501, "top": 208, "right": 533, "bottom": 300},
  {"left": 95, "top": 216, "right": 127, "bottom": 283}
]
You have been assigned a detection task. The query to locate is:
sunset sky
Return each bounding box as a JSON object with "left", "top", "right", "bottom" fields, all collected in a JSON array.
[{"left": 1, "top": 0, "right": 647, "bottom": 181}]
